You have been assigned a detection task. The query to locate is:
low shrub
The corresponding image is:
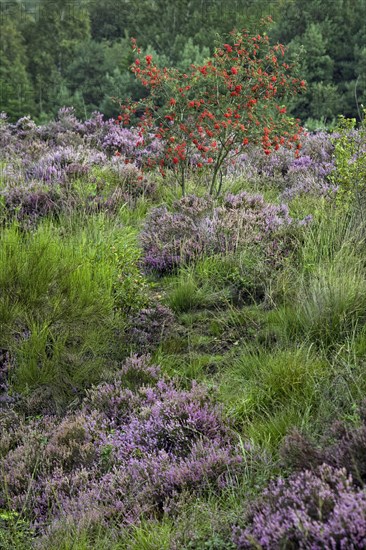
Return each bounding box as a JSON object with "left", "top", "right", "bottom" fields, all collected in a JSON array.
[
  {"left": 1, "top": 183, "right": 65, "bottom": 226},
  {"left": 232, "top": 464, "right": 366, "bottom": 549},
  {"left": 0, "top": 356, "right": 243, "bottom": 540},
  {"left": 126, "top": 303, "right": 176, "bottom": 351},
  {"left": 281, "top": 402, "right": 366, "bottom": 486},
  {"left": 140, "top": 192, "right": 308, "bottom": 275}
]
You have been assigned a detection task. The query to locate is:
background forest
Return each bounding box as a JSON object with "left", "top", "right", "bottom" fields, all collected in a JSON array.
[{"left": 1, "top": 0, "right": 366, "bottom": 128}]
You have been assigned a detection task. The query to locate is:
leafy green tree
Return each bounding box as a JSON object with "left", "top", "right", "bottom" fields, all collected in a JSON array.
[
  {"left": 2, "top": 0, "right": 364, "bottom": 123},
  {"left": 353, "top": 29, "right": 366, "bottom": 119},
  {"left": 0, "top": 18, "right": 35, "bottom": 119},
  {"left": 88, "top": 0, "right": 131, "bottom": 41},
  {"left": 273, "top": 0, "right": 366, "bottom": 122},
  {"left": 23, "top": 0, "right": 90, "bottom": 117},
  {"left": 175, "top": 38, "right": 210, "bottom": 72},
  {"left": 65, "top": 39, "right": 148, "bottom": 119},
  {"left": 88, "top": 0, "right": 275, "bottom": 62},
  {"left": 286, "top": 23, "right": 339, "bottom": 123},
  {"left": 65, "top": 40, "right": 108, "bottom": 112}
]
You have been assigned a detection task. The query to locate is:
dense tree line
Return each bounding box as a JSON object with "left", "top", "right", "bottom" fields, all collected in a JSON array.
[{"left": 0, "top": 0, "right": 365, "bottom": 126}]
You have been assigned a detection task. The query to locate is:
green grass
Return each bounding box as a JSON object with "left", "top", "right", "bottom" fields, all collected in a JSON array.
[
  {"left": 0, "top": 512, "right": 33, "bottom": 550},
  {"left": 167, "top": 275, "right": 208, "bottom": 312},
  {"left": 219, "top": 347, "right": 329, "bottom": 448},
  {"left": 272, "top": 207, "right": 366, "bottom": 349},
  {"left": 165, "top": 249, "right": 268, "bottom": 317},
  {"left": 291, "top": 260, "right": 366, "bottom": 347},
  {"left": 0, "top": 214, "right": 148, "bottom": 410}
]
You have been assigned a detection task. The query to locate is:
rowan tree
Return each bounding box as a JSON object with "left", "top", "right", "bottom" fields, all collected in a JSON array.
[{"left": 118, "top": 17, "right": 306, "bottom": 196}]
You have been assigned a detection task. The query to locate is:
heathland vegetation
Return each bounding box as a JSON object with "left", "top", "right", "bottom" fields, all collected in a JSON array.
[{"left": 1, "top": 3, "right": 366, "bottom": 549}]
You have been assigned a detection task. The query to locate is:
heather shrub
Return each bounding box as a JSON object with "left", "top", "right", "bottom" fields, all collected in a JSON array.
[
  {"left": 297, "top": 130, "right": 335, "bottom": 163},
  {"left": 21, "top": 145, "right": 105, "bottom": 184},
  {"left": 281, "top": 170, "right": 337, "bottom": 202},
  {"left": 102, "top": 123, "right": 162, "bottom": 165},
  {"left": 232, "top": 464, "right": 366, "bottom": 549},
  {"left": 10, "top": 116, "right": 37, "bottom": 141},
  {"left": 282, "top": 131, "right": 335, "bottom": 189},
  {"left": 140, "top": 195, "right": 214, "bottom": 274},
  {"left": 90, "top": 161, "right": 157, "bottom": 203},
  {"left": 281, "top": 402, "right": 366, "bottom": 486},
  {"left": 227, "top": 146, "right": 293, "bottom": 183},
  {"left": 36, "top": 108, "right": 109, "bottom": 148},
  {"left": 126, "top": 304, "right": 176, "bottom": 351},
  {"left": 0, "top": 349, "right": 13, "bottom": 406},
  {"left": 0, "top": 217, "right": 147, "bottom": 410},
  {"left": 227, "top": 131, "right": 336, "bottom": 201},
  {"left": 216, "top": 192, "right": 296, "bottom": 255},
  {"left": 287, "top": 132, "right": 335, "bottom": 196},
  {"left": 1, "top": 109, "right": 108, "bottom": 155},
  {"left": 1, "top": 183, "right": 65, "bottom": 225},
  {"left": 107, "top": 161, "right": 156, "bottom": 199},
  {"left": 0, "top": 356, "right": 243, "bottom": 539},
  {"left": 0, "top": 113, "right": 14, "bottom": 159},
  {"left": 0, "top": 110, "right": 160, "bottom": 224},
  {"left": 140, "top": 192, "right": 308, "bottom": 275},
  {"left": 37, "top": 108, "right": 85, "bottom": 145},
  {"left": 0, "top": 410, "right": 23, "bottom": 460},
  {"left": 0, "top": 149, "right": 106, "bottom": 224}
]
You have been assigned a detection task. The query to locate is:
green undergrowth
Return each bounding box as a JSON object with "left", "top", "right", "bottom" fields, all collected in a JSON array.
[
  {"left": 152, "top": 203, "right": 366, "bottom": 453},
  {"left": 0, "top": 213, "right": 149, "bottom": 412},
  {"left": 219, "top": 346, "right": 330, "bottom": 448},
  {"left": 272, "top": 207, "right": 366, "bottom": 350}
]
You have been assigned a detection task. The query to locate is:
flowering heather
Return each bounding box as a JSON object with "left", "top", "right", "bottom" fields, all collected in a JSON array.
[
  {"left": 281, "top": 175, "right": 338, "bottom": 201},
  {"left": 281, "top": 403, "right": 366, "bottom": 486},
  {"left": 100, "top": 159, "right": 157, "bottom": 199},
  {"left": 140, "top": 192, "right": 309, "bottom": 274},
  {"left": 0, "top": 109, "right": 161, "bottom": 204},
  {"left": 227, "top": 131, "right": 338, "bottom": 200},
  {"left": 102, "top": 124, "right": 163, "bottom": 166},
  {"left": 280, "top": 133, "right": 337, "bottom": 200},
  {"left": 0, "top": 356, "right": 243, "bottom": 536},
  {"left": 35, "top": 108, "right": 107, "bottom": 147},
  {"left": 0, "top": 109, "right": 344, "bottom": 209},
  {"left": 21, "top": 146, "right": 107, "bottom": 184},
  {"left": 0, "top": 350, "right": 15, "bottom": 407},
  {"left": 0, "top": 114, "right": 34, "bottom": 161},
  {"left": 126, "top": 303, "right": 176, "bottom": 352},
  {"left": 232, "top": 464, "right": 366, "bottom": 549},
  {"left": 140, "top": 195, "right": 214, "bottom": 273},
  {"left": 1, "top": 183, "right": 64, "bottom": 225},
  {"left": 227, "top": 145, "right": 295, "bottom": 180}
]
